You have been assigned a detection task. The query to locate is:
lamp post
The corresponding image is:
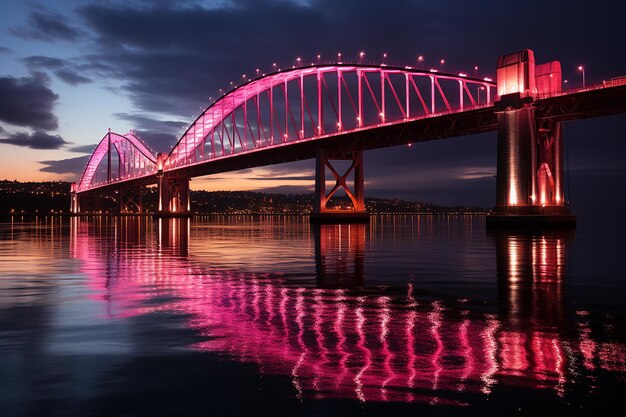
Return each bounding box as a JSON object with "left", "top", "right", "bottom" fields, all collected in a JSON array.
[
  {"left": 578, "top": 65, "right": 585, "bottom": 88},
  {"left": 440, "top": 59, "right": 445, "bottom": 71},
  {"left": 359, "top": 51, "right": 365, "bottom": 64},
  {"left": 383, "top": 53, "right": 387, "bottom": 66},
  {"left": 417, "top": 55, "right": 424, "bottom": 69}
]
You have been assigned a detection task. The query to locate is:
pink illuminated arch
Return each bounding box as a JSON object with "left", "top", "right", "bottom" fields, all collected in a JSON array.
[
  {"left": 164, "top": 64, "right": 496, "bottom": 170},
  {"left": 77, "top": 131, "right": 157, "bottom": 192}
]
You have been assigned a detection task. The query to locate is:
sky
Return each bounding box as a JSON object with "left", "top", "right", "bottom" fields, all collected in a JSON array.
[{"left": 0, "top": 0, "right": 625, "bottom": 209}]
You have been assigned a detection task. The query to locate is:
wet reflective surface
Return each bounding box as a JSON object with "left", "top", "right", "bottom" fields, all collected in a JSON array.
[{"left": 1, "top": 215, "right": 626, "bottom": 416}]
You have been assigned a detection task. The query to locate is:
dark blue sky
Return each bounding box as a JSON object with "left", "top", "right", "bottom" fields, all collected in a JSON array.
[{"left": 0, "top": 0, "right": 625, "bottom": 208}]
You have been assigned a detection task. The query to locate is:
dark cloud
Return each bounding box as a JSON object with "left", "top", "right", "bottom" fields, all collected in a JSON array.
[
  {"left": 133, "top": 131, "right": 177, "bottom": 154},
  {"left": 11, "top": 10, "right": 84, "bottom": 42},
  {"left": 0, "top": 47, "right": 11, "bottom": 54},
  {"left": 39, "top": 155, "right": 90, "bottom": 176},
  {"left": 113, "top": 113, "right": 188, "bottom": 152},
  {"left": 114, "top": 113, "right": 187, "bottom": 132},
  {"left": 54, "top": 68, "right": 92, "bottom": 85},
  {"left": 22, "top": 55, "right": 93, "bottom": 85},
  {"left": 0, "top": 130, "right": 69, "bottom": 150},
  {"left": 22, "top": 55, "right": 65, "bottom": 69},
  {"left": 68, "top": 144, "right": 95, "bottom": 153},
  {"left": 0, "top": 72, "right": 58, "bottom": 130}
]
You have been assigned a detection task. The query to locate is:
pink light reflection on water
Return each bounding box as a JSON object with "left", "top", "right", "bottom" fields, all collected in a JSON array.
[{"left": 70, "top": 219, "right": 626, "bottom": 405}]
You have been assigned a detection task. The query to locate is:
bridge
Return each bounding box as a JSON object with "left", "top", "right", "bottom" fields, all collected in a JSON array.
[{"left": 70, "top": 49, "right": 626, "bottom": 225}]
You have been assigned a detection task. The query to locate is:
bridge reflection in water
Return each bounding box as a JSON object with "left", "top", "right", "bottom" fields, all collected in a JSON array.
[{"left": 70, "top": 217, "right": 625, "bottom": 405}]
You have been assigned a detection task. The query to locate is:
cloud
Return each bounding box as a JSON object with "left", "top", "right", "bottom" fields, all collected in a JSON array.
[
  {"left": 22, "top": 55, "right": 93, "bottom": 85},
  {"left": 0, "top": 72, "right": 59, "bottom": 130},
  {"left": 133, "top": 131, "right": 177, "bottom": 154},
  {"left": 454, "top": 167, "right": 497, "bottom": 180},
  {"left": 113, "top": 112, "right": 188, "bottom": 152},
  {"left": 22, "top": 55, "right": 65, "bottom": 69},
  {"left": 0, "top": 47, "right": 11, "bottom": 54},
  {"left": 0, "top": 130, "right": 69, "bottom": 150},
  {"left": 68, "top": 144, "right": 95, "bottom": 153},
  {"left": 11, "top": 10, "right": 85, "bottom": 42},
  {"left": 54, "top": 69, "right": 92, "bottom": 85},
  {"left": 114, "top": 113, "right": 188, "bottom": 132},
  {"left": 39, "top": 155, "right": 91, "bottom": 176}
]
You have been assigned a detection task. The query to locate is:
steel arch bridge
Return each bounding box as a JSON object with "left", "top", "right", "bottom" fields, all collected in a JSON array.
[{"left": 71, "top": 50, "right": 626, "bottom": 224}]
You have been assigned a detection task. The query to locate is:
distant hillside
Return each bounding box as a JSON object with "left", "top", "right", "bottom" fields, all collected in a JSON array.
[{"left": 0, "top": 180, "right": 489, "bottom": 215}]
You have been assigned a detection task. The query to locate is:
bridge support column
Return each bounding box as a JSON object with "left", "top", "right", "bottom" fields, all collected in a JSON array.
[
  {"left": 156, "top": 175, "right": 191, "bottom": 218},
  {"left": 119, "top": 187, "right": 144, "bottom": 215},
  {"left": 487, "top": 49, "right": 574, "bottom": 228},
  {"left": 70, "top": 182, "right": 80, "bottom": 215},
  {"left": 310, "top": 149, "right": 369, "bottom": 223}
]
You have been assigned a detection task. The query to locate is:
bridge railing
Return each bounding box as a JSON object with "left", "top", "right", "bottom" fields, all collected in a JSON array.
[{"left": 531, "top": 77, "right": 626, "bottom": 101}]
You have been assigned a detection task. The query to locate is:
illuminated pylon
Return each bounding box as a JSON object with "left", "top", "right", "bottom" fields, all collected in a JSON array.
[{"left": 312, "top": 149, "right": 367, "bottom": 223}]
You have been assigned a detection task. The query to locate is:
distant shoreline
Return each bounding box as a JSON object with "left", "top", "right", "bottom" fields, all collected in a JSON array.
[{"left": 0, "top": 180, "right": 490, "bottom": 215}]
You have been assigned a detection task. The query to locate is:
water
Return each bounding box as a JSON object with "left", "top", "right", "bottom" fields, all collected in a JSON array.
[{"left": 1, "top": 215, "right": 625, "bottom": 416}]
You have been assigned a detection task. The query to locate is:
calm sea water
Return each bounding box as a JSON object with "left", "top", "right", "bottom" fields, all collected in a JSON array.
[{"left": 1, "top": 214, "right": 625, "bottom": 416}]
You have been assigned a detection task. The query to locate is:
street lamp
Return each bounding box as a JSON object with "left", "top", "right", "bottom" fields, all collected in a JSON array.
[
  {"left": 296, "top": 57, "right": 301, "bottom": 66},
  {"left": 317, "top": 54, "right": 321, "bottom": 63},
  {"left": 337, "top": 52, "right": 342, "bottom": 63},
  {"left": 359, "top": 51, "right": 365, "bottom": 64},
  {"left": 383, "top": 53, "right": 387, "bottom": 66},
  {"left": 417, "top": 55, "right": 424, "bottom": 69},
  {"left": 440, "top": 59, "right": 445, "bottom": 71},
  {"left": 578, "top": 65, "right": 585, "bottom": 87},
  {"left": 477, "top": 86, "right": 485, "bottom": 104},
  {"left": 474, "top": 66, "right": 479, "bottom": 77}
]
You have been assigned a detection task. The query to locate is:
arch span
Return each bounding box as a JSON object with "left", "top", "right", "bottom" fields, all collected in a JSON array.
[
  {"left": 77, "top": 130, "right": 157, "bottom": 192},
  {"left": 164, "top": 64, "right": 495, "bottom": 171}
]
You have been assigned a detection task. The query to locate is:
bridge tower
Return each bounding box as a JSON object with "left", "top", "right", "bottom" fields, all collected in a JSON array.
[
  {"left": 156, "top": 153, "right": 191, "bottom": 217},
  {"left": 488, "top": 49, "right": 575, "bottom": 227}
]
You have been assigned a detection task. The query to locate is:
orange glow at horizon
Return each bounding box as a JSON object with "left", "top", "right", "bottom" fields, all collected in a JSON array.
[
  {"left": 0, "top": 152, "right": 78, "bottom": 182},
  {"left": 190, "top": 167, "right": 315, "bottom": 192}
]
